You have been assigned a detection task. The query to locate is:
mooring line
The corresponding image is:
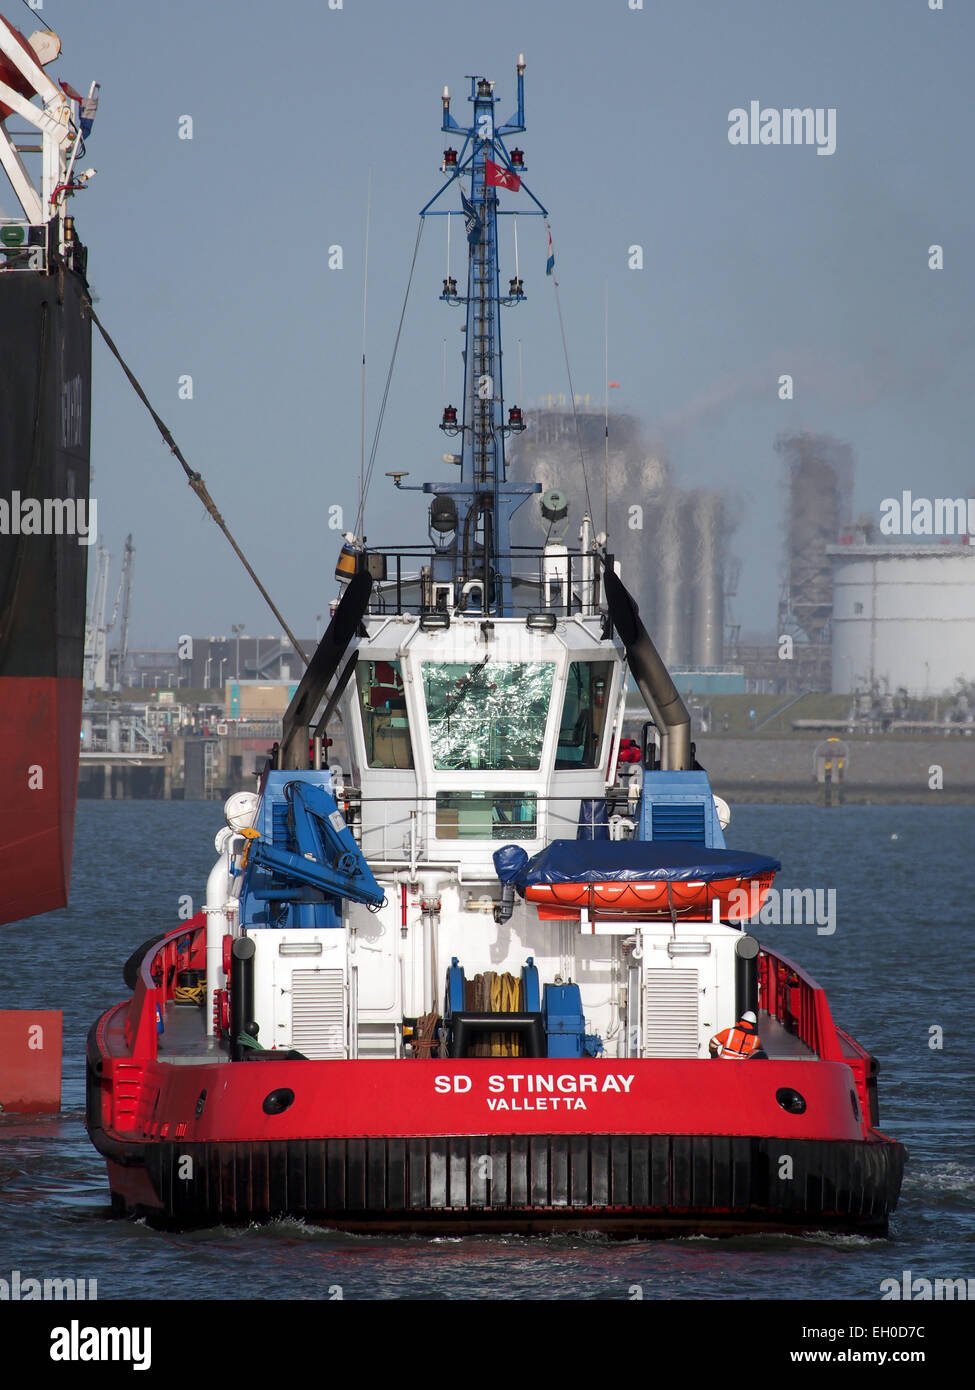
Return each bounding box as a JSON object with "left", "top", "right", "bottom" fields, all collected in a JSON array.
[{"left": 85, "top": 301, "right": 309, "bottom": 664}]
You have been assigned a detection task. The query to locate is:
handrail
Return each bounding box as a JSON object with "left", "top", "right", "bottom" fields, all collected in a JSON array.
[
  {"left": 757, "top": 946, "right": 844, "bottom": 1062},
  {"left": 366, "top": 547, "right": 602, "bottom": 618},
  {"left": 127, "top": 916, "right": 206, "bottom": 1060}
]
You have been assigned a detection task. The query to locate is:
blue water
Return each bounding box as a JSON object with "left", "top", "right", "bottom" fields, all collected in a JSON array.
[{"left": 1, "top": 802, "right": 972, "bottom": 1300}]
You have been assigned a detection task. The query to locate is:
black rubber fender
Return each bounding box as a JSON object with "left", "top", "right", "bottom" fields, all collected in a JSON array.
[{"left": 122, "top": 934, "right": 169, "bottom": 991}]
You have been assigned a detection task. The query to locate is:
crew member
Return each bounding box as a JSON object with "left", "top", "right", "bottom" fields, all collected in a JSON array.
[{"left": 709, "top": 1010, "right": 763, "bottom": 1059}]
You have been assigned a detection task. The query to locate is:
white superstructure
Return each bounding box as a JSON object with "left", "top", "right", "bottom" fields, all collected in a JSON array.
[{"left": 204, "top": 577, "right": 752, "bottom": 1066}]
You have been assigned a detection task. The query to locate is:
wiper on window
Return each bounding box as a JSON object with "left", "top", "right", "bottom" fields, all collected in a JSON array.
[{"left": 440, "top": 656, "right": 490, "bottom": 718}]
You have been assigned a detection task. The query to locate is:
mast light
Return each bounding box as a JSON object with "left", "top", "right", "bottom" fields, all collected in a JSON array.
[
  {"left": 541, "top": 488, "right": 569, "bottom": 524},
  {"left": 430, "top": 495, "right": 458, "bottom": 535}
]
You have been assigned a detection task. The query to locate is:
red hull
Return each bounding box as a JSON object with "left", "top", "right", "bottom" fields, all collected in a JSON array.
[
  {"left": 0, "top": 676, "right": 81, "bottom": 924},
  {"left": 92, "top": 1035, "right": 869, "bottom": 1144},
  {"left": 87, "top": 1047, "right": 906, "bottom": 1233},
  {"left": 86, "top": 919, "right": 907, "bottom": 1233}
]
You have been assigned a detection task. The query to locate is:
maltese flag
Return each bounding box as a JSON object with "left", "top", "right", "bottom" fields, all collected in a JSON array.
[{"left": 485, "top": 159, "right": 521, "bottom": 191}]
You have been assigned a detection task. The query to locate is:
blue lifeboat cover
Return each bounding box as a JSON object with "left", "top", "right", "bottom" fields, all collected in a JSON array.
[{"left": 494, "top": 839, "right": 780, "bottom": 891}]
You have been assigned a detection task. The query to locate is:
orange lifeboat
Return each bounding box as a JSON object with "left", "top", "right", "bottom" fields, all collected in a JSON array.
[{"left": 526, "top": 872, "right": 777, "bottom": 922}]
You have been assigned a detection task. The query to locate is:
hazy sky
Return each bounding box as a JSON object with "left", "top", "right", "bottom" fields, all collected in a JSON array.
[{"left": 12, "top": 0, "right": 971, "bottom": 646}]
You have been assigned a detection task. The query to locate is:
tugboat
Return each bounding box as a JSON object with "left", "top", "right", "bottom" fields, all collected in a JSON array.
[
  {"left": 87, "top": 63, "right": 906, "bottom": 1234},
  {"left": 0, "top": 14, "right": 97, "bottom": 925}
]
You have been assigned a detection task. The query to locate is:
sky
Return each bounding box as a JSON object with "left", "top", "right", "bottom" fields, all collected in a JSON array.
[{"left": 6, "top": 0, "right": 972, "bottom": 647}]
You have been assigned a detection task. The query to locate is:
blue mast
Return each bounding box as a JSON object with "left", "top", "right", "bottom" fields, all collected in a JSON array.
[{"left": 417, "top": 61, "right": 547, "bottom": 616}]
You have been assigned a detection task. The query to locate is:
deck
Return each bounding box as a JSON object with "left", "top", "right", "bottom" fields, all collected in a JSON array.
[
  {"left": 757, "top": 1010, "right": 817, "bottom": 1060},
  {"left": 157, "top": 1003, "right": 227, "bottom": 1065},
  {"left": 154, "top": 1002, "right": 815, "bottom": 1064}
]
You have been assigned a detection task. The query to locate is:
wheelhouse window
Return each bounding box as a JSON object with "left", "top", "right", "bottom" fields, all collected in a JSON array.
[
  {"left": 356, "top": 659, "right": 414, "bottom": 769},
  {"left": 421, "top": 661, "right": 555, "bottom": 771},
  {"left": 436, "top": 791, "right": 538, "bottom": 840},
  {"left": 556, "top": 661, "right": 613, "bottom": 768}
]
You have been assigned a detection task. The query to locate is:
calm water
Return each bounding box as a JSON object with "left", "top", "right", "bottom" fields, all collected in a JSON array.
[{"left": 0, "top": 801, "right": 972, "bottom": 1301}]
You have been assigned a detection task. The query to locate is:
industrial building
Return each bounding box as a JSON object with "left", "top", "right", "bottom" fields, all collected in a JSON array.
[
  {"left": 829, "top": 542, "right": 975, "bottom": 696},
  {"left": 225, "top": 680, "right": 298, "bottom": 718},
  {"left": 109, "top": 636, "right": 314, "bottom": 691},
  {"left": 752, "top": 431, "right": 854, "bottom": 694},
  {"left": 507, "top": 403, "right": 734, "bottom": 670},
  {"left": 777, "top": 433, "right": 853, "bottom": 645},
  {"left": 180, "top": 634, "right": 311, "bottom": 690}
]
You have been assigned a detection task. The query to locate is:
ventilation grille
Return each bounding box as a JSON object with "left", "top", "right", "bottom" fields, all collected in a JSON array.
[
  {"left": 270, "top": 801, "right": 289, "bottom": 850},
  {"left": 644, "top": 969, "right": 700, "bottom": 1058},
  {"left": 651, "top": 802, "right": 707, "bottom": 843},
  {"left": 291, "top": 969, "right": 346, "bottom": 1058}
]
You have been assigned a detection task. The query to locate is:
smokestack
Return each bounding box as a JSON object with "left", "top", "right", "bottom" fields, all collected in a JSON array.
[
  {"left": 656, "top": 492, "right": 687, "bottom": 667},
  {"left": 690, "top": 490, "right": 724, "bottom": 667}
]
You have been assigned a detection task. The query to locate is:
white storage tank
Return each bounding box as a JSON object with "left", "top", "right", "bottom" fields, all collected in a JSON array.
[{"left": 828, "top": 544, "right": 975, "bottom": 695}]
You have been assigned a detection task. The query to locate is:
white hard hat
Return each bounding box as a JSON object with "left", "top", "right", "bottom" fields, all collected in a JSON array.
[{"left": 741, "top": 1010, "right": 757, "bottom": 1025}]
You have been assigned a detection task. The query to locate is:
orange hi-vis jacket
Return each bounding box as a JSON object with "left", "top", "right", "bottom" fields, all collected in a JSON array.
[{"left": 710, "top": 1020, "right": 761, "bottom": 1060}]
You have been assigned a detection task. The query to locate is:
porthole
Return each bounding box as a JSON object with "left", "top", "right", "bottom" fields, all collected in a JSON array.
[
  {"left": 263, "top": 1088, "right": 295, "bottom": 1115},
  {"left": 775, "top": 1086, "right": 807, "bottom": 1115}
]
